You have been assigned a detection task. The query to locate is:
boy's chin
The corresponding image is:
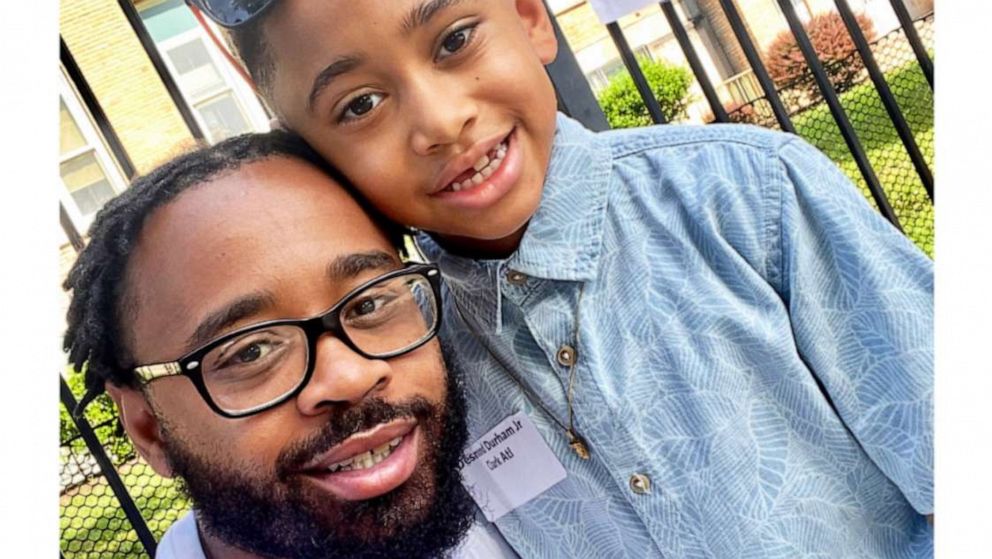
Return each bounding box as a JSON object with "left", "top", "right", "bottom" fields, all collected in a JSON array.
[{"left": 432, "top": 220, "right": 531, "bottom": 257}]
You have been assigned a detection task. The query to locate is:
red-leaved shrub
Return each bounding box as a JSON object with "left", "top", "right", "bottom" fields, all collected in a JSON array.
[{"left": 765, "top": 11, "right": 875, "bottom": 98}]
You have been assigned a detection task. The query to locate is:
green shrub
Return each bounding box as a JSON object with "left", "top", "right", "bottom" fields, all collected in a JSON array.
[
  {"left": 60, "top": 366, "right": 134, "bottom": 465},
  {"left": 597, "top": 58, "right": 693, "bottom": 128}
]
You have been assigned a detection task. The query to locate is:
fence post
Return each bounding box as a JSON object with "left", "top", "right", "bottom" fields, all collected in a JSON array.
[
  {"left": 888, "top": 0, "right": 933, "bottom": 89},
  {"left": 61, "top": 36, "right": 137, "bottom": 180},
  {"left": 775, "top": 0, "right": 902, "bottom": 231},
  {"left": 115, "top": 0, "right": 205, "bottom": 141},
  {"left": 544, "top": 3, "right": 610, "bottom": 131},
  {"left": 606, "top": 22, "right": 669, "bottom": 123},
  {"left": 715, "top": 0, "right": 795, "bottom": 132},
  {"left": 659, "top": 1, "right": 729, "bottom": 122},
  {"left": 61, "top": 376, "right": 158, "bottom": 557},
  {"left": 833, "top": 0, "right": 933, "bottom": 201}
]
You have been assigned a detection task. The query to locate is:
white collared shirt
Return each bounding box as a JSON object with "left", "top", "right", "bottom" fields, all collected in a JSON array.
[{"left": 155, "top": 510, "right": 517, "bottom": 558}]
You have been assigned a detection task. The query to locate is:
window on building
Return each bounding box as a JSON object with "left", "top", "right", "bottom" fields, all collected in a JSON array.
[
  {"left": 137, "top": 0, "right": 269, "bottom": 144},
  {"left": 58, "top": 71, "right": 128, "bottom": 231},
  {"left": 584, "top": 44, "right": 653, "bottom": 93},
  {"left": 162, "top": 36, "right": 254, "bottom": 141}
]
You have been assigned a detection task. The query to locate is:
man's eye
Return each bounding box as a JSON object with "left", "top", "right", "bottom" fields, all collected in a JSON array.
[
  {"left": 211, "top": 340, "right": 277, "bottom": 372},
  {"left": 232, "top": 342, "right": 270, "bottom": 364},
  {"left": 341, "top": 92, "right": 384, "bottom": 121},
  {"left": 438, "top": 25, "right": 475, "bottom": 59},
  {"left": 351, "top": 296, "right": 385, "bottom": 317}
]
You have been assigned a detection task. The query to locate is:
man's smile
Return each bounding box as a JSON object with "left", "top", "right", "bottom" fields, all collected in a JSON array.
[{"left": 295, "top": 418, "right": 422, "bottom": 501}]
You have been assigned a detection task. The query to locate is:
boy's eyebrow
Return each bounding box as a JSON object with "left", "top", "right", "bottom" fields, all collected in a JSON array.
[
  {"left": 402, "top": 0, "right": 467, "bottom": 34},
  {"left": 307, "top": 55, "right": 362, "bottom": 114}
]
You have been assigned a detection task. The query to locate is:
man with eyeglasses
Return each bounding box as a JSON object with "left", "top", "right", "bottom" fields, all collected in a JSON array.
[{"left": 62, "top": 131, "right": 516, "bottom": 559}]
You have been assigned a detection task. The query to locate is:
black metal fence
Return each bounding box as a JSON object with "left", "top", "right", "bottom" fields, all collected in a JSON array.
[{"left": 59, "top": 1, "right": 935, "bottom": 556}]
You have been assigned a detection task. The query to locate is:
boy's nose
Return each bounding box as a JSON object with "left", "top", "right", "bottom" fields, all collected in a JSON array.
[
  {"left": 294, "top": 335, "right": 392, "bottom": 415},
  {"left": 408, "top": 77, "right": 478, "bottom": 155}
]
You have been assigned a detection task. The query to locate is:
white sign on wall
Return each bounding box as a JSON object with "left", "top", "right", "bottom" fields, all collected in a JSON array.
[{"left": 587, "top": 0, "right": 660, "bottom": 24}]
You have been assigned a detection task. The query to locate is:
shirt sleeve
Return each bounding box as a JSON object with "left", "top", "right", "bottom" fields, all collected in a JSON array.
[{"left": 770, "top": 137, "right": 933, "bottom": 515}]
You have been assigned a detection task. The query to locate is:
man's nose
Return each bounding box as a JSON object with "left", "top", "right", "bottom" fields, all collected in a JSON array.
[
  {"left": 295, "top": 335, "right": 392, "bottom": 415},
  {"left": 408, "top": 74, "right": 479, "bottom": 156}
]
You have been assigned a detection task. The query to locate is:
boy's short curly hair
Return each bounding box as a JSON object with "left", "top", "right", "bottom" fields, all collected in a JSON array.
[{"left": 63, "top": 130, "right": 408, "bottom": 411}]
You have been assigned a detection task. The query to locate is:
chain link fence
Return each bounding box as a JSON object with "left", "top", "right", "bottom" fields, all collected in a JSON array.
[
  {"left": 724, "top": 14, "right": 934, "bottom": 255},
  {"left": 59, "top": 3, "right": 935, "bottom": 557},
  {"left": 61, "top": 381, "right": 189, "bottom": 558}
]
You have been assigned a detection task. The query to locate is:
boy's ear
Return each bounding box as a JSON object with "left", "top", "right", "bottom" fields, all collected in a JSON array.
[
  {"left": 105, "top": 382, "right": 174, "bottom": 479},
  {"left": 513, "top": 0, "right": 559, "bottom": 64}
]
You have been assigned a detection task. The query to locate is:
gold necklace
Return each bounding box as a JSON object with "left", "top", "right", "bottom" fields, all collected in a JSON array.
[{"left": 451, "top": 282, "right": 591, "bottom": 460}]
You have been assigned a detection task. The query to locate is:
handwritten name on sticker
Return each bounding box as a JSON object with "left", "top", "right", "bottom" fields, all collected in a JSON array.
[{"left": 459, "top": 411, "right": 567, "bottom": 522}]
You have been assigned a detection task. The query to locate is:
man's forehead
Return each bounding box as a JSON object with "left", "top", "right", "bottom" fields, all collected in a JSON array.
[{"left": 124, "top": 158, "right": 399, "bottom": 359}]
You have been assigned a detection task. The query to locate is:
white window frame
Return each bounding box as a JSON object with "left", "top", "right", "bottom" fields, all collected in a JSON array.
[
  {"left": 58, "top": 68, "right": 129, "bottom": 233},
  {"left": 156, "top": 26, "right": 270, "bottom": 144}
]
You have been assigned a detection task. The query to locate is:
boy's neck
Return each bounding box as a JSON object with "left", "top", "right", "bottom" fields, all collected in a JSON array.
[{"left": 432, "top": 223, "right": 529, "bottom": 260}]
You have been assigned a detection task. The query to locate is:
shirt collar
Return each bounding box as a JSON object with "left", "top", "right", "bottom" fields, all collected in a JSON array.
[
  {"left": 509, "top": 112, "right": 612, "bottom": 282},
  {"left": 418, "top": 112, "right": 613, "bottom": 283}
]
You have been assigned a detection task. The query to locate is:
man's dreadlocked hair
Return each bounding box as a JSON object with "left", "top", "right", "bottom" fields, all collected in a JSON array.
[{"left": 63, "top": 130, "right": 409, "bottom": 413}]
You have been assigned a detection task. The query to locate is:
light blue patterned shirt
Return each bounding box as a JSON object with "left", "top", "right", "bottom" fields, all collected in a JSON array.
[{"left": 418, "top": 114, "right": 933, "bottom": 558}]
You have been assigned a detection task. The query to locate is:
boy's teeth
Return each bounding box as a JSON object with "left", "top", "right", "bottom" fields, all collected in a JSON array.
[
  {"left": 446, "top": 140, "right": 508, "bottom": 193},
  {"left": 473, "top": 154, "right": 490, "bottom": 171},
  {"left": 326, "top": 436, "right": 405, "bottom": 472}
]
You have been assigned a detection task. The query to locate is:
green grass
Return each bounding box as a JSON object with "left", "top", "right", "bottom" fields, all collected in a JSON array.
[
  {"left": 790, "top": 61, "right": 934, "bottom": 256},
  {"left": 60, "top": 461, "right": 191, "bottom": 558}
]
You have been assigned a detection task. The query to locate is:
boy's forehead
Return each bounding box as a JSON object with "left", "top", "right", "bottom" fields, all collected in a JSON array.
[
  {"left": 264, "top": 0, "right": 491, "bottom": 57},
  {"left": 269, "top": 0, "right": 478, "bottom": 29}
]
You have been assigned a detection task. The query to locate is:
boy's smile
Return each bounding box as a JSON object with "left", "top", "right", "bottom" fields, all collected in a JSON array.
[{"left": 261, "top": 0, "right": 560, "bottom": 255}]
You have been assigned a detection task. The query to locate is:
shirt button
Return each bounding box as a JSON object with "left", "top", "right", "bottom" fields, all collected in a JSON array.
[
  {"left": 506, "top": 270, "right": 528, "bottom": 285},
  {"left": 629, "top": 473, "right": 651, "bottom": 495},
  {"left": 556, "top": 345, "right": 577, "bottom": 367}
]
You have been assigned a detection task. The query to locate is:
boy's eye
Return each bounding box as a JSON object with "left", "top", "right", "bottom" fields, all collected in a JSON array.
[
  {"left": 438, "top": 25, "right": 475, "bottom": 59},
  {"left": 341, "top": 92, "right": 384, "bottom": 121}
]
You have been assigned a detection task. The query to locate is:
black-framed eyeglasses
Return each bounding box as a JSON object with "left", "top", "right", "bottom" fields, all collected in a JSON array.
[
  {"left": 133, "top": 264, "right": 442, "bottom": 418},
  {"left": 185, "top": 0, "right": 278, "bottom": 28}
]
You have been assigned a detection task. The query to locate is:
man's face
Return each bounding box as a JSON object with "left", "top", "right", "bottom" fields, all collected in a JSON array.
[
  {"left": 119, "top": 157, "right": 472, "bottom": 557},
  {"left": 261, "top": 0, "right": 559, "bottom": 251}
]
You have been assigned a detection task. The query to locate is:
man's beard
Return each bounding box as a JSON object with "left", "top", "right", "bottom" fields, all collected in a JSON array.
[{"left": 158, "top": 352, "right": 475, "bottom": 559}]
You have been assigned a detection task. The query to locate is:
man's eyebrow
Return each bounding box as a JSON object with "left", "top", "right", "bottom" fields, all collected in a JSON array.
[
  {"left": 307, "top": 55, "right": 362, "bottom": 114},
  {"left": 186, "top": 292, "right": 276, "bottom": 352},
  {"left": 327, "top": 251, "right": 402, "bottom": 283},
  {"left": 402, "top": 0, "right": 466, "bottom": 35}
]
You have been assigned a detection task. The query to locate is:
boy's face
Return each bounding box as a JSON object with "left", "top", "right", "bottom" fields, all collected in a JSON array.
[{"left": 262, "top": 0, "right": 559, "bottom": 251}]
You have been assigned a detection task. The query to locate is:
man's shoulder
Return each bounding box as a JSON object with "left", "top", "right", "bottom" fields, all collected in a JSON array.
[{"left": 155, "top": 511, "right": 207, "bottom": 559}]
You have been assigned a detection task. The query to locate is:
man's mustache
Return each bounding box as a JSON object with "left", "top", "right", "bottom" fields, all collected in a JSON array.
[{"left": 275, "top": 397, "right": 435, "bottom": 480}]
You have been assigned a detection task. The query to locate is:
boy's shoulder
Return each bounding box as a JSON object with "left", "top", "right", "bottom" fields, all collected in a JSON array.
[{"left": 596, "top": 121, "right": 797, "bottom": 163}]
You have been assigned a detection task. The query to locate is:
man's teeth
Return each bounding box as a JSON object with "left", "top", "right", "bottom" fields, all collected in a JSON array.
[
  {"left": 326, "top": 436, "right": 403, "bottom": 473},
  {"left": 448, "top": 141, "right": 508, "bottom": 192}
]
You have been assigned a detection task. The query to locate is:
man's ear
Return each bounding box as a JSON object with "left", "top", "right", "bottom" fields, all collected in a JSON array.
[
  {"left": 514, "top": 0, "right": 559, "bottom": 64},
  {"left": 105, "top": 382, "right": 174, "bottom": 478}
]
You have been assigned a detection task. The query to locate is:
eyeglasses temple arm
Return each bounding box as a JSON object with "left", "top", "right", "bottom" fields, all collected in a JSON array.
[{"left": 134, "top": 362, "right": 184, "bottom": 383}]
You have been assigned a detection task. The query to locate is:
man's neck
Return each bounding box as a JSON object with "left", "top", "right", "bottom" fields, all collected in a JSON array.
[{"left": 197, "top": 519, "right": 261, "bottom": 559}]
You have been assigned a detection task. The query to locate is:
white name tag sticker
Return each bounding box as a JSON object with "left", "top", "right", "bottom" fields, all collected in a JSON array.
[{"left": 458, "top": 411, "right": 567, "bottom": 522}]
